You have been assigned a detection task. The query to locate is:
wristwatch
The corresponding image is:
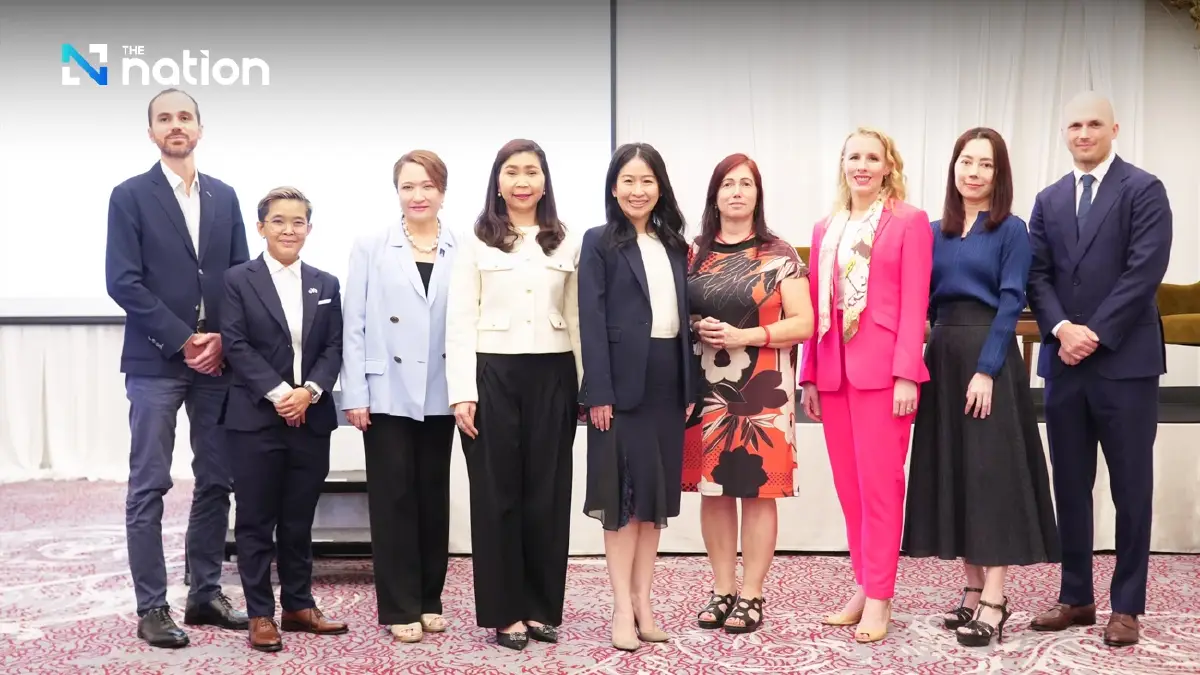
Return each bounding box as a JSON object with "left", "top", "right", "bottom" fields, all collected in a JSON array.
[{"left": 303, "top": 383, "right": 321, "bottom": 404}]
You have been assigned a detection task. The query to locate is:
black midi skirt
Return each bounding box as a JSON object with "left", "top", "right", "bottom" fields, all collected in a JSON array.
[
  {"left": 903, "top": 300, "right": 1061, "bottom": 567},
  {"left": 583, "top": 338, "right": 686, "bottom": 531}
]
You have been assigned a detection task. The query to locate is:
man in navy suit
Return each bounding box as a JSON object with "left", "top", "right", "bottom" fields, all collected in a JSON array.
[
  {"left": 1026, "top": 91, "right": 1172, "bottom": 647},
  {"left": 220, "top": 187, "right": 347, "bottom": 652},
  {"left": 105, "top": 88, "right": 251, "bottom": 647}
]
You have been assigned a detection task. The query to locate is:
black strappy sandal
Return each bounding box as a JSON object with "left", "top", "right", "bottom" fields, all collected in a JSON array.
[
  {"left": 723, "top": 596, "right": 764, "bottom": 634},
  {"left": 697, "top": 592, "right": 737, "bottom": 629},
  {"left": 956, "top": 597, "right": 1011, "bottom": 647},
  {"left": 944, "top": 586, "right": 983, "bottom": 629}
]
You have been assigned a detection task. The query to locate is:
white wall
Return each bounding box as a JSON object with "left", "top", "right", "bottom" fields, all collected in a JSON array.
[{"left": 0, "top": 0, "right": 613, "bottom": 318}]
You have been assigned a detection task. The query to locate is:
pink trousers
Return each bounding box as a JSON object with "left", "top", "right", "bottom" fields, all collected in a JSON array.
[{"left": 819, "top": 341, "right": 915, "bottom": 600}]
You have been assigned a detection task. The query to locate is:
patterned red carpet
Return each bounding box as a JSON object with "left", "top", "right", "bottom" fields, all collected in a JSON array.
[{"left": 1, "top": 480, "right": 1197, "bottom": 674}]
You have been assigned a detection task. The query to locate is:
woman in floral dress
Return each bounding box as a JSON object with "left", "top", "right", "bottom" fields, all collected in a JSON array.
[{"left": 683, "top": 153, "right": 812, "bottom": 634}]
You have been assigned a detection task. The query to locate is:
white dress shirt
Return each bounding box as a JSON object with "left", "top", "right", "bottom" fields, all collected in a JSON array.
[
  {"left": 160, "top": 160, "right": 204, "bottom": 320},
  {"left": 636, "top": 233, "right": 680, "bottom": 338},
  {"left": 1051, "top": 150, "right": 1117, "bottom": 337},
  {"left": 445, "top": 225, "right": 583, "bottom": 405},
  {"left": 263, "top": 253, "right": 323, "bottom": 404}
]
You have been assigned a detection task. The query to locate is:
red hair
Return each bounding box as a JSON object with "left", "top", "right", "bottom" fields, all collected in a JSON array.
[{"left": 689, "top": 153, "right": 777, "bottom": 273}]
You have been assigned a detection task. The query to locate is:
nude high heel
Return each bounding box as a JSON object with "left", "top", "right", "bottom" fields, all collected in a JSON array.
[{"left": 854, "top": 600, "right": 892, "bottom": 643}]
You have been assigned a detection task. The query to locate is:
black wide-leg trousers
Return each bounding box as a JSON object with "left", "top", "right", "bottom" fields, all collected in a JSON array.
[
  {"left": 461, "top": 352, "right": 578, "bottom": 629},
  {"left": 363, "top": 413, "right": 455, "bottom": 626}
]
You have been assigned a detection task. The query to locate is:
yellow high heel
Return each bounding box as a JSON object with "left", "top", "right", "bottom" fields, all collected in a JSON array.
[
  {"left": 823, "top": 592, "right": 866, "bottom": 626},
  {"left": 822, "top": 608, "right": 863, "bottom": 626},
  {"left": 854, "top": 600, "right": 892, "bottom": 643}
]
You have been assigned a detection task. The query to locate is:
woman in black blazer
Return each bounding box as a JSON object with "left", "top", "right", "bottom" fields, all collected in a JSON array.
[{"left": 578, "top": 143, "right": 701, "bottom": 652}]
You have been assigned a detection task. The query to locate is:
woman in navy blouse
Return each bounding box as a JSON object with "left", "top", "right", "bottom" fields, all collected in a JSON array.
[{"left": 902, "top": 127, "right": 1059, "bottom": 647}]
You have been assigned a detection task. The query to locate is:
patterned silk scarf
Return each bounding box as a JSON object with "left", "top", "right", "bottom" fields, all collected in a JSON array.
[{"left": 817, "top": 197, "right": 884, "bottom": 343}]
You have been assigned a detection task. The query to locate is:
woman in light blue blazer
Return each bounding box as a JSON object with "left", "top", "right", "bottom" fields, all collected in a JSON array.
[{"left": 340, "top": 150, "right": 457, "bottom": 644}]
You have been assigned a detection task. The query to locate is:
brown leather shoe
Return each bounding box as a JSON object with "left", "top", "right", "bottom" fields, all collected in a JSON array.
[
  {"left": 280, "top": 607, "right": 348, "bottom": 635},
  {"left": 1030, "top": 603, "right": 1097, "bottom": 631},
  {"left": 248, "top": 617, "right": 282, "bottom": 652},
  {"left": 1103, "top": 613, "right": 1140, "bottom": 646}
]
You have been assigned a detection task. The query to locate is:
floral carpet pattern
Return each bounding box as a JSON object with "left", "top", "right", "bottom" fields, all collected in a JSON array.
[{"left": 1, "top": 479, "right": 1198, "bottom": 674}]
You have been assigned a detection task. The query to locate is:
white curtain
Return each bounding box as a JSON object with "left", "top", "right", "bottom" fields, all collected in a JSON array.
[
  {"left": 616, "top": 0, "right": 1200, "bottom": 385},
  {"left": 0, "top": 325, "right": 197, "bottom": 483}
]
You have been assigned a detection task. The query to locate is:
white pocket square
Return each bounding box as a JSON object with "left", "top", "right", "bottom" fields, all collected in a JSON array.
[{"left": 318, "top": 298, "right": 332, "bottom": 305}]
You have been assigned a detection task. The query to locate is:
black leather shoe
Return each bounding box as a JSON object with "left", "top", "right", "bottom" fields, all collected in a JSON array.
[
  {"left": 528, "top": 623, "right": 558, "bottom": 643},
  {"left": 137, "top": 607, "right": 189, "bottom": 648},
  {"left": 184, "top": 592, "right": 249, "bottom": 630}
]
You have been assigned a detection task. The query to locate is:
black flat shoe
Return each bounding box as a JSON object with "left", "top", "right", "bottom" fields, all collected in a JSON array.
[
  {"left": 496, "top": 628, "right": 528, "bottom": 651},
  {"left": 527, "top": 623, "right": 558, "bottom": 643}
]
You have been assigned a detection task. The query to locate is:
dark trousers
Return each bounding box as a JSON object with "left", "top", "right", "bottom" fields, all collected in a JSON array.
[
  {"left": 462, "top": 352, "right": 578, "bottom": 629},
  {"left": 228, "top": 423, "right": 331, "bottom": 618},
  {"left": 1044, "top": 369, "right": 1157, "bottom": 615},
  {"left": 363, "top": 413, "right": 455, "bottom": 625},
  {"left": 124, "top": 374, "right": 232, "bottom": 615}
]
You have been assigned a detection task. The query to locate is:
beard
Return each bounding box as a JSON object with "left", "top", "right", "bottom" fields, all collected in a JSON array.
[{"left": 157, "top": 135, "right": 197, "bottom": 158}]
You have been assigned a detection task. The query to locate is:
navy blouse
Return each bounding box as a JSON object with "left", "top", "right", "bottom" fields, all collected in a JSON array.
[{"left": 928, "top": 212, "right": 1032, "bottom": 377}]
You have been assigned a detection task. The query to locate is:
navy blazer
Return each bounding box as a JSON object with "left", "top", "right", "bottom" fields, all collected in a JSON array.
[
  {"left": 577, "top": 225, "right": 702, "bottom": 410},
  {"left": 1027, "top": 155, "right": 1172, "bottom": 380},
  {"left": 105, "top": 162, "right": 250, "bottom": 378},
  {"left": 220, "top": 255, "right": 344, "bottom": 435}
]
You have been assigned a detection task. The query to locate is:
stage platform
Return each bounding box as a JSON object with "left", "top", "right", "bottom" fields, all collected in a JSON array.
[{"left": 217, "top": 386, "right": 1200, "bottom": 559}]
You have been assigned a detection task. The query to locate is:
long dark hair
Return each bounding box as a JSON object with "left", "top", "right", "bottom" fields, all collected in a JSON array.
[
  {"left": 689, "top": 153, "right": 778, "bottom": 274},
  {"left": 475, "top": 138, "right": 565, "bottom": 255},
  {"left": 600, "top": 143, "right": 687, "bottom": 251},
  {"left": 941, "top": 127, "right": 1013, "bottom": 236}
]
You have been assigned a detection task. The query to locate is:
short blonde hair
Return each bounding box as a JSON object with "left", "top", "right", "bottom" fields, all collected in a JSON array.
[
  {"left": 256, "top": 186, "right": 312, "bottom": 222},
  {"left": 833, "top": 127, "right": 907, "bottom": 212}
]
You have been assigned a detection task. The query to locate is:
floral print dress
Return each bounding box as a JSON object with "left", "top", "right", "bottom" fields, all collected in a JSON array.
[{"left": 682, "top": 238, "right": 806, "bottom": 499}]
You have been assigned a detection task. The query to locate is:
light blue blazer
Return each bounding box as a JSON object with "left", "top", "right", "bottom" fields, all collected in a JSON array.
[{"left": 339, "top": 220, "right": 457, "bottom": 420}]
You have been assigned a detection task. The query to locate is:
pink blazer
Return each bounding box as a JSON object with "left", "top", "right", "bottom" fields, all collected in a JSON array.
[{"left": 798, "top": 199, "right": 933, "bottom": 392}]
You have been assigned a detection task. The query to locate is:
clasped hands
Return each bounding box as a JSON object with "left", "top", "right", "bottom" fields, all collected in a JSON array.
[
  {"left": 276, "top": 387, "right": 312, "bottom": 427},
  {"left": 1057, "top": 322, "right": 1100, "bottom": 366},
  {"left": 690, "top": 314, "right": 749, "bottom": 351},
  {"left": 183, "top": 333, "right": 224, "bottom": 376}
]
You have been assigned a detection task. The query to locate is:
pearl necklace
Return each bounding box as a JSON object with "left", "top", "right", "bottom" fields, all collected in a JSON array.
[{"left": 403, "top": 218, "right": 440, "bottom": 254}]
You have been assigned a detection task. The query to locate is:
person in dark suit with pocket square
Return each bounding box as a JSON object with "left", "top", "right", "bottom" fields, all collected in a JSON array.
[{"left": 220, "top": 186, "right": 348, "bottom": 652}]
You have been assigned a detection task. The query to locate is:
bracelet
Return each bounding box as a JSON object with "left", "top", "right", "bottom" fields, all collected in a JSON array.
[{"left": 762, "top": 325, "right": 772, "bottom": 346}]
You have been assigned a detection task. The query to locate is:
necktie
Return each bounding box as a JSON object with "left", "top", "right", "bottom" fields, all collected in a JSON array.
[{"left": 1077, "top": 174, "right": 1095, "bottom": 233}]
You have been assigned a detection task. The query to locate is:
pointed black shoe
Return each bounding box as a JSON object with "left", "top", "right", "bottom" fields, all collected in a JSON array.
[
  {"left": 528, "top": 623, "right": 558, "bottom": 643},
  {"left": 496, "top": 628, "right": 528, "bottom": 651},
  {"left": 137, "top": 607, "right": 190, "bottom": 648},
  {"left": 184, "top": 592, "right": 249, "bottom": 630}
]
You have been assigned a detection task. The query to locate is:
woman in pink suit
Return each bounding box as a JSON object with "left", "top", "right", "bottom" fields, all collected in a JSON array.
[{"left": 799, "top": 127, "right": 933, "bottom": 643}]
